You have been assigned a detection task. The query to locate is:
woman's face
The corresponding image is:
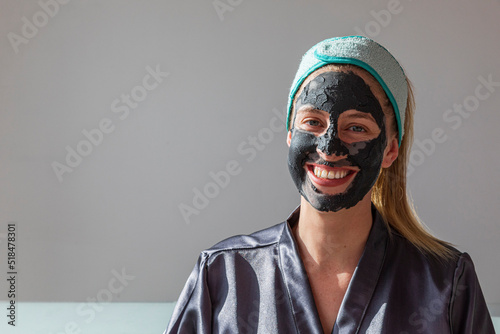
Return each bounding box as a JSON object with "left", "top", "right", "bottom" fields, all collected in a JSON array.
[{"left": 287, "top": 68, "right": 396, "bottom": 212}]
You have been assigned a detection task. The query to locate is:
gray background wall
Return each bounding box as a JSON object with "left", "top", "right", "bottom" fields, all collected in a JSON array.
[{"left": 1, "top": 0, "right": 499, "bottom": 313}]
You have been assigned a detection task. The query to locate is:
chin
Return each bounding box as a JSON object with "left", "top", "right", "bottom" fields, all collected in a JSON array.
[{"left": 301, "top": 186, "right": 349, "bottom": 213}]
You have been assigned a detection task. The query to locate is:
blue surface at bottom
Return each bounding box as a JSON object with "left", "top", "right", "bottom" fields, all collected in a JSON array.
[{"left": 0, "top": 302, "right": 176, "bottom": 334}]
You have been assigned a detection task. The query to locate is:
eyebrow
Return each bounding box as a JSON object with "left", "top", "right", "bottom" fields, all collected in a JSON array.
[
  {"left": 297, "top": 108, "right": 377, "bottom": 122},
  {"left": 296, "top": 107, "right": 328, "bottom": 116},
  {"left": 340, "top": 111, "right": 377, "bottom": 122}
]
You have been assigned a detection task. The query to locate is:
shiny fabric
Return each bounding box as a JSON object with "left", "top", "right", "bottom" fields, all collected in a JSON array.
[{"left": 165, "top": 206, "right": 495, "bottom": 333}]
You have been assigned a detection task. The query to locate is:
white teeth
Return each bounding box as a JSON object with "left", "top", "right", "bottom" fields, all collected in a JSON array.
[{"left": 313, "top": 167, "right": 349, "bottom": 179}]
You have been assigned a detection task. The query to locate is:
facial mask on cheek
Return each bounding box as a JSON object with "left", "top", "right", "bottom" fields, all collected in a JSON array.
[{"left": 287, "top": 71, "right": 388, "bottom": 212}]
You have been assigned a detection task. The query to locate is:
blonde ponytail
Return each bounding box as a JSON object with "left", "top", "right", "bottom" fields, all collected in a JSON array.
[{"left": 372, "top": 79, "right": 456, "bottom": 261}]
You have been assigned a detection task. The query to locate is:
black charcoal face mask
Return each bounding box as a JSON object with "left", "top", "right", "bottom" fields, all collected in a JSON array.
[{"left": 287, "top": 70, "right": 387, "bottom": 212}]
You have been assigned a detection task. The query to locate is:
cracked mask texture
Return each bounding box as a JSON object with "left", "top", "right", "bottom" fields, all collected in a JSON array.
[{"left": 288, "top": 71, "right": 387, "bottom": 212}]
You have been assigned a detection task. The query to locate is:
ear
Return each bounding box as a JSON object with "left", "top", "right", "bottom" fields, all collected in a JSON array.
[
  {"left": 286, "top": 130, "right": 292, "bottom": 147},
  {"left": 381, "top": 136, "right": 399, "bottom": 168}
]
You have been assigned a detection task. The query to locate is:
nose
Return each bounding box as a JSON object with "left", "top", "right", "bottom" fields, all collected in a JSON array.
[{"left": 316, "top": 127, "right": 348, "bottom": 158}]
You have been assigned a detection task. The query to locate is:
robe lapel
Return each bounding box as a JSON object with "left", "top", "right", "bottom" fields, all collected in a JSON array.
[
  {"left": 333, "top": 207, "right": 389, "bottom": 334},
  {"left": 279, "top": 207, "right": 324, "bottom": 334}
]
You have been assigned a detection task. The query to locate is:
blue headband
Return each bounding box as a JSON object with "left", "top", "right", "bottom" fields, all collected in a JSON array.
[{"left": 286, "top": 36, "right": 408, "bottom": 144}]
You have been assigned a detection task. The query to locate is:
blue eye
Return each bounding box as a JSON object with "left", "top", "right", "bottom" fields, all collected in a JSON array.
[
  {"left": 306, "top": 120, "right": 321, "bottom": 127},
  {"left": 349, "top": 126, "right": 365, "bottom": 132}
]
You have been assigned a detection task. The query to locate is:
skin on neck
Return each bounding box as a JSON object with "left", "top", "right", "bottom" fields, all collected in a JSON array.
[
  {"left": 293, "top": 190, "right": 375, "bottom": 334},
  {"left": 293, "top": 191, "right": 373, "bottom": 272}
]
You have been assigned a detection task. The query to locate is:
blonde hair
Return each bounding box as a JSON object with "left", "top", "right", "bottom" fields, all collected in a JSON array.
[{"left": 371, "top": 79, "right": 456, "bottom": 261}]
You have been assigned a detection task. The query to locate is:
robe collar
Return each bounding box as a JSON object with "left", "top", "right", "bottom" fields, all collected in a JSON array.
[{"left": 278, "top": 204, "right": 389, "bottom": 334}]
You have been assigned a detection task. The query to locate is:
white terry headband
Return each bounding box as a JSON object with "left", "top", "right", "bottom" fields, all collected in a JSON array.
[{"left": 286, "top": 36, "right": 408, "bottom": 144}]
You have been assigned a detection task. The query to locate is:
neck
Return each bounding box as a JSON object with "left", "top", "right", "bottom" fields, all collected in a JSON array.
[{"left": 293, "top": 194, "right": 373, "bottom": 272}]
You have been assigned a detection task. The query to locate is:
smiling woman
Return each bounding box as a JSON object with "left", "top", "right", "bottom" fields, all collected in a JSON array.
[
  {"left": 287, "top": 69, "right": 391, "bottom": 213},
  {"left": 165, "top": 36, "right": 495, "bottom": 334}
]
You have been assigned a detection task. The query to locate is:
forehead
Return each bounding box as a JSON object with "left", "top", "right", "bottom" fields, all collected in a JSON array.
[
  {"left": 294, "top": 65, "right": 388, "bottom": 112},
  {"left": 295, "top": 70, "right": 383, "bottom": 119}
]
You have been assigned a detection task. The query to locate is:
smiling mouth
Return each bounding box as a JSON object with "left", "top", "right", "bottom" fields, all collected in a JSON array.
[
  {"left": 306, "top": 164, "right": 357, "bottom": 188},
  {"left": 313, "top": 166, "right": 350, "bottom": 179}
]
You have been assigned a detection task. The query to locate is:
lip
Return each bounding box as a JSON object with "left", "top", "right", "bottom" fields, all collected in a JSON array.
[{"left": 306, "top": 163, "right": 357, "bottom": 188}]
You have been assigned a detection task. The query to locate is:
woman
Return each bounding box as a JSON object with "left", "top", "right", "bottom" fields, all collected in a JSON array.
[{"left": 165, "top": 36, "right": 494, "bottom": 333}]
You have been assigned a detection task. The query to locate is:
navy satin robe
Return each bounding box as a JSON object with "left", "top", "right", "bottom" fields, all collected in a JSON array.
[{"left": 166, "top": 206, "right": 495, "bottom": 333}]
